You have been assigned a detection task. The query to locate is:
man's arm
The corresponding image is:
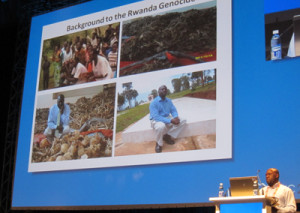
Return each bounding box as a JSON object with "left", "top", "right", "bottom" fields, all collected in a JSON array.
[
  {"left": 169, "top": 100, "right": 179, "bottom": 124},
  {"left": 47, "top": 107, "right": 57, "bottom": 130},
  {"left": 276, "top": 189, "right": 296, "bottom": 213},
  {"left": 103, "top": 56, "right": 112, "bottom": 74}
]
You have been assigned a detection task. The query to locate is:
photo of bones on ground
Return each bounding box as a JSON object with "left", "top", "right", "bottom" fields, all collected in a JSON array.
[
  {"left": 31, "top": 84, "right": 115, "bottom": 163},
  {"left": 120, "top": 2, "right": 216, "bottom": 76}
]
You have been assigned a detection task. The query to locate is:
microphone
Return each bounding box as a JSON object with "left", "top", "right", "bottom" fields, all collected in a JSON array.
[{"left": 257, "top": 169, "right": 263, "bottom": 187}]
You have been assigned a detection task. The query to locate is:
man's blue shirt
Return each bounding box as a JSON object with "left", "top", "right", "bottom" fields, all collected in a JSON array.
[
  {"left": 47, "top": 103, "right": 70, "bottom": 129},
  {"left": 149, "top": 96, "right": 178, "bottom": 124}
]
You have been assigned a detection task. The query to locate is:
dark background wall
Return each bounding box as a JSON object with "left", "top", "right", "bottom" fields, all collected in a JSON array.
[{"left": 0, "top": 0, "right": 17, "bottom": 157}]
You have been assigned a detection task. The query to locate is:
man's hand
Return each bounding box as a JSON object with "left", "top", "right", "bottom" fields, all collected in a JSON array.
[
  {"left": 57, "top": 125, "right": 63, "bottom": 133},
  {"left": 171, "top": 117, "right": 180, "bottom": 125}
]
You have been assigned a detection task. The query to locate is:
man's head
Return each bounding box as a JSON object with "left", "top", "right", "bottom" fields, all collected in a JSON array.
[
  {"left": 88, "top": 48, "right": 98, "bottom": 61},
  {"left": 57, "top": 94, "right": 65, "bottom": 110},
  {"left": 65, "top": 44, "right": 70, "bottom": 53},
  {"left": 111, "top": 42, "right": 118, "bottom": 53},
  {"left": 63, "top": 41, "right": 68, "bottom": 49},
  {"left": 265, "top": 168, "right": 279, "bottom": 187},
  {"left": 158, "top": 85, "right": 168, "bottom": 99},
  {"left": 76, "top": 41, "right": 82, "bottom": 51}
]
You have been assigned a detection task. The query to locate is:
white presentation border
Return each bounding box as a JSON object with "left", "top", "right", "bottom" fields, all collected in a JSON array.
[{"left": 28, "top": 0, "right": 232, "bottom": 172}]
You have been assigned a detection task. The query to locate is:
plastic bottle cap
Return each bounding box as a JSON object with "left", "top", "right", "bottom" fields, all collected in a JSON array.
[{"left": 273, "top": 30, "right": 279, "bottom": 34}]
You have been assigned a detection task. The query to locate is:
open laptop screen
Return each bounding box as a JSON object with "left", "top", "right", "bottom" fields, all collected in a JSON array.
[{"left": 229, "top": 176, "right": 257, "bottom": 197}]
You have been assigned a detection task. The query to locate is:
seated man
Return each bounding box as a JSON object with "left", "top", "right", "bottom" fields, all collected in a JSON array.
[
  {"left": 70, "top": 57, "right": 89, "bottom": 84},
  {"left": 44, "top": 94, "right": 70, "bottom": 141},
  {"left": 260, "top": 168, "right": 296, "bottom": 213},
  {"left": 149, "top": 85, "right": 186, "bottom": 153},
  {"left": 88, "top": 48, "right": 113, "bottom": 81}
]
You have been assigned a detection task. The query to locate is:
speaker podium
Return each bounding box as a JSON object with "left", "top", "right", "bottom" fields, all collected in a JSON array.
[{"left": 209, "top": 195, "right": 272, "bottom": 213}]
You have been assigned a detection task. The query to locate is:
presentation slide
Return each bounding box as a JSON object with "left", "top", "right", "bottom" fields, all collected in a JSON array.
[
  {"left": 26, "top": 0, "right": 232, "bottom": 173},
  {"left": 11, "top": 0, "right": 300, "bottom": 210}
]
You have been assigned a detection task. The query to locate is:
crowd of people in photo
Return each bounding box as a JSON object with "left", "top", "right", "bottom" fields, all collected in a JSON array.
[{"left": 41, "top": 24, "right": 119, "bottom": 90}]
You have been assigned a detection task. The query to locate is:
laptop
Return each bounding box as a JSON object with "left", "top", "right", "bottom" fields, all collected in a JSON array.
[{"left": 229, "top": 176, "right": 258, "bottom": 197}]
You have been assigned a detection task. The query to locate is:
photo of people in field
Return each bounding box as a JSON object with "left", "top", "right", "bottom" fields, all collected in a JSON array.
[{"left": 39, "top": 23, "right": 119, "bottom": 91}]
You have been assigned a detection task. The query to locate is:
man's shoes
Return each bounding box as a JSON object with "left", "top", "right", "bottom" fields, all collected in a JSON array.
[
  {"left": 163, "top": 134, "right": 175, "bottom": 145},
  {"left": 155, "top": 143, "right": 162, "bottom": 153}
]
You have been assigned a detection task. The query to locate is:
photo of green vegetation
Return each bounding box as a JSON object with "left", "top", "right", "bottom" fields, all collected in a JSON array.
[{"left": 116, "top": 69, "right": 216, "bottom": 133}]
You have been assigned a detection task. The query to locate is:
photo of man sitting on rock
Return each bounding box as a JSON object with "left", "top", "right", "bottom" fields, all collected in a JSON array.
[{"left": 115, "top": 69, "right": 216, "bottom": 156}]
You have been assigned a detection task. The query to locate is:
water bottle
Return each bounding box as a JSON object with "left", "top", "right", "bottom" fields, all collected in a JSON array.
[
  {"left": 270, "top": 30, "right": 282, "bottom": 60},
  {"left": 227, "top": 187, "right": 231, "bottom": 197},
  {"left": 218, "top": 183, "right": 225, "bottom": 197},
  {"left": 253, "top": 180, "right": 258, "bottom": 196}
]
